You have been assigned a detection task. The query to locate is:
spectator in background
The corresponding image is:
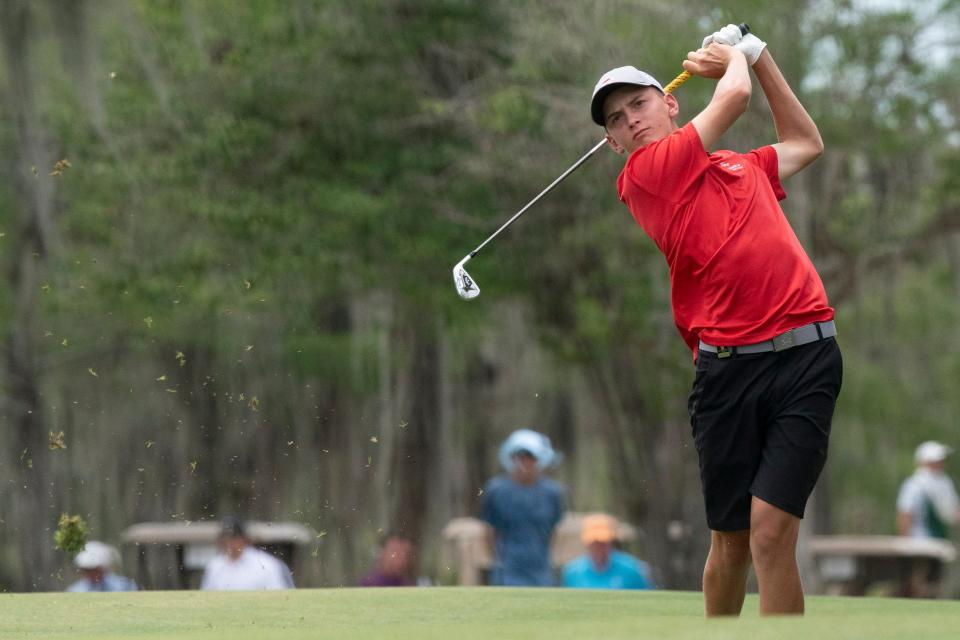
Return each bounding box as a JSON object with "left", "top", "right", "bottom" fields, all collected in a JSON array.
[
  {"left": 359, "top": 534, "right": 416, "bottom": 587},
  {"left": 480, "top": 429, "right": 565, "bottom": 586},
  {"left": 896, "top": 441, "right": 960, "bottom": 598},
  {"left": 562, "top": 514, "right": 653, "bottom": 590},
  {"left": 897, "top": 441, "right": 960, "bottom": 539},
  {"left": 66, "top": 541, "right": 138, "bottom": 592},
  {"left": 201, "top": 516, "right": 294, "bottom": 590}
]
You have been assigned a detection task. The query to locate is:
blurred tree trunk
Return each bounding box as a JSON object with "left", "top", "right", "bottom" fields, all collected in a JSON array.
[
  {"left": 0, "top": 0, "right": 61, "bottom": 590},
  {"left": 387, "top": 317, "right": 439, "bottom": 545},
  {"left": 176, "top": 344, "right": 222, "bottom": 519}
]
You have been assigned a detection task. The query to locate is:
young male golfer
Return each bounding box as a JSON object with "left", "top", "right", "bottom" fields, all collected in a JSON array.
[{"left": 590, "top": 25, "right": 842, "bottom": 615}]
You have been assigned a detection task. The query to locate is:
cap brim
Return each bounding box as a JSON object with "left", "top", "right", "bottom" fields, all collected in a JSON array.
[
  {"left": 75, "top": 552, "right": 106, "bottom": 569},
  {"left": 590, "top": 82, "right": 662, "bottom": 126},
  {"left": 591, "top": 83, "right": 627, "bottom": 126}
]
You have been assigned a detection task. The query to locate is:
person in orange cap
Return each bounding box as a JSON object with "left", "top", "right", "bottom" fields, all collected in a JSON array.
[{"left": 562, "top": 514, "right": 652, "bottom": 590}]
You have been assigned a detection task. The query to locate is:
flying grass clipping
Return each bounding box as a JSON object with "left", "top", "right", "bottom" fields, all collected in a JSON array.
[{"left": 54, "top": 513, "right": 88, "bottom": 554}]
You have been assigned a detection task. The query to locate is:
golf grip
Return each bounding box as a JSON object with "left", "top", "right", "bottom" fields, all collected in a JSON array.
[{"left": 662, "top": 23, "right": 750, "bottom": 94}]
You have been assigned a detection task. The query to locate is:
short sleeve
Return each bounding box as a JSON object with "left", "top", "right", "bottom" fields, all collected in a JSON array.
[
  {"left": 620, "top": 123, "right": 711, "bottom": 204},
  {"left": 896, "top": 478, "right": 919, "bottom": 513},
  {"left": 631, "top": 560, "right": 653, "bottom": 589},
  {"left": 200, "top": 563, "right": 215, "bottom": 590},
  {"left": 479, "top": 479, "right": 499, "bottom": 527},
  {"left": 745, "top": 146, "right": 786, "bottom": 201},
  {"left": 550, "top": 482, "right": 565, "bottom": 528},
  {"left": 269, "top": 559, "right": 294, "bottom": 589}
]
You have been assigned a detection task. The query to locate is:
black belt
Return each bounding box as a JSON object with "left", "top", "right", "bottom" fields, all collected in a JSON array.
[{"left": 698, "top": 320, "right": 836, "bottom": 358}]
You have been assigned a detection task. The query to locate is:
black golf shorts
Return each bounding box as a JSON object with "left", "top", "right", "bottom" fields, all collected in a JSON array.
[{"left": 688, "top": 337, "right": 843, "bottom": 531}]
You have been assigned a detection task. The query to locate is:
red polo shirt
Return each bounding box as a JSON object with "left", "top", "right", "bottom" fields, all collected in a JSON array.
[{"left": 617, "top": 122, "right": 833, "bottom": 356}]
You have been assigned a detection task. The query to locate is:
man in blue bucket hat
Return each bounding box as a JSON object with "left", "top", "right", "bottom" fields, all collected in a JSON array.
[{"left": 480, "top": 429, "right": 565, "bottom": 586}]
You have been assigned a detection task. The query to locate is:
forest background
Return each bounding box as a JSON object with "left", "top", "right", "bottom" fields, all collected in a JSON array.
[{"left": 1, "top": 0, "right": 959, "bottom": 593}]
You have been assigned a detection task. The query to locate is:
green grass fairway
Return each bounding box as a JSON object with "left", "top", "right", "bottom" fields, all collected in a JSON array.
[{"left": 2, "top": 587, "right": 958, "bottom": 640}]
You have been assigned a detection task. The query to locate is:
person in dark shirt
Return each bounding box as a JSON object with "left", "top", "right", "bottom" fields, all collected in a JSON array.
[{"left": 359, "top": 534, "right": 416, "bottom": 587}]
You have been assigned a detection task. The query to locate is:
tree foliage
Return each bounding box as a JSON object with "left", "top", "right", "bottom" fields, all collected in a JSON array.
[{"left": 0, "top": 0, "right": 958, "bottom": 592}]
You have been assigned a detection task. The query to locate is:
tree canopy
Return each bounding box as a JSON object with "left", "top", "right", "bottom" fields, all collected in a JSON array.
[{"left": 0, "top": 0, "right": 958, "bottom": 592}]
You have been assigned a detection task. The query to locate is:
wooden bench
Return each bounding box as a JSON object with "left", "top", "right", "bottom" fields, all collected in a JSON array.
[{"left": 808, "top": 535, "right": 956, "bottom": 598}]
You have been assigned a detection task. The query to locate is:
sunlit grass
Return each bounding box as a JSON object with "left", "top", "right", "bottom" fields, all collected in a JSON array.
[{"left": 2, "top": 587, "right": 959, "bottom": 640}]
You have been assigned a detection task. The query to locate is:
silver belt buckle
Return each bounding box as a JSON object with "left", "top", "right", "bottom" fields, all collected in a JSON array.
[{"left": 772, "top": 330, "right": 796, "bottom": 351}]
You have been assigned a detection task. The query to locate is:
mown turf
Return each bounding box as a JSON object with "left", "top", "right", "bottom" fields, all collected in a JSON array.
[{"left": 1, "top": 587, "right": 958, "bottom": 640}]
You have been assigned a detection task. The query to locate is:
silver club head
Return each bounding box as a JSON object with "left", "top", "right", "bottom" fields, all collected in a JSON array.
[{"left": 453, "top": 257, "right": 480, "bottom": 300}]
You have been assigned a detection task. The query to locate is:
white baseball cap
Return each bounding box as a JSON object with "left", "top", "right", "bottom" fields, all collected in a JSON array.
[
  {"left": 75, "top": 541, "right": 119, "bottom": 570},
  {"left": 590, "top": 66, "right": 664, "bottom": 126},
  {"left": 915, "top": 441, "right": 953, "bottom": 464}
]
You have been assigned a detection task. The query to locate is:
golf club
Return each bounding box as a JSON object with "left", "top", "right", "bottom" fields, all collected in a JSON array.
[
  {"left": 452, "top": 137, "right": 606, "bottom": 300},
  {"left": 452, "top": 24, "right": 749, "bottom": 300}
]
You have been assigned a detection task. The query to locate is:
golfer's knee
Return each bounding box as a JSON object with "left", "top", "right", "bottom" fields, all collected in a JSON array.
[
  {"left": 709, "top": 532, "right": 751, "bottom": 569},
  {"left": 749, "top": 522, "right": 794, "bottom": 566},
  {"left": 704, "top": 557, "right": 749, "bottom": 588}
]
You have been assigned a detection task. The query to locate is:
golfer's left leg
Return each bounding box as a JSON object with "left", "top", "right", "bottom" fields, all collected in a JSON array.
[{"left": 750, "top": 496, "right": 803, "bottom": 614}]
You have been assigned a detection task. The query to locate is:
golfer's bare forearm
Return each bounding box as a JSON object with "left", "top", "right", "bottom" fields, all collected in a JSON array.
[
  {"left": 752, "top": 49, "right": 823, "bottom": 177},
  {"left": 688, "top": 48, "right": 752, "bottom": 150},
  {"left": 714, "top": 52, "right": 752, "bottom": 108}
]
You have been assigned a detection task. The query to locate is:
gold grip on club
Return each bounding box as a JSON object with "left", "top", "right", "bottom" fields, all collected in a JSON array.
[
  {"left": 662, "top": 23, "right": 749, "bottom": 95},
  {"left": 662, "top": 70, "right": 691, "bottom": 94}
]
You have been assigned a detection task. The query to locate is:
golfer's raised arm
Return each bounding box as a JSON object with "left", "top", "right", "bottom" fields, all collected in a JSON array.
[
  {"left": 752, "top": 49, "right": 824, "bottom": 180},
  {"left": 684, "top": 44, "right": 752, "bottom": 151}
]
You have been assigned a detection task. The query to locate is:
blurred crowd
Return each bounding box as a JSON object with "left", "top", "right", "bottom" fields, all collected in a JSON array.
[
  {"left": 64, "top": 432, "right": 958, "bottom": 598},
  {"left": 64, "top": 429, "right": 656, "bottom": 594}
]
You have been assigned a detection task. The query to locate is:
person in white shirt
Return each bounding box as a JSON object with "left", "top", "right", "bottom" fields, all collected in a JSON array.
[
  {"left": 896, "top": 441, "right": 959, "bottom": 597},
  {"left": 201, "top": 516, "right": 294, "bottom": 591},
  {"left": 897, "top": 441, "right": 960, "bottom": 540}
]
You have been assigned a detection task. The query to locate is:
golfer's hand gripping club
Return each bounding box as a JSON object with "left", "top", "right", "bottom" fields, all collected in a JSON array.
[
  {"left": 452, "top": 22, "right": 749, "bottom": 300},
  {"left": 664, "top": 23, "right": 750, "bottom": 92}
]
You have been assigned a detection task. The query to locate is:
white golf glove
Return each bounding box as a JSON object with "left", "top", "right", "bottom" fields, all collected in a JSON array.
[
  {"left": 701, "top": 23, "right": 743, "bottom": 49},
  {"left": 734, "top": 33, "right": 767, "bottom": 65}
]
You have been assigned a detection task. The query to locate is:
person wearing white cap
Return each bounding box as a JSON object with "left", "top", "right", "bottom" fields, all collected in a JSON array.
[
  {"left": 479, "top": 429, "right": 565, "bottom": 586},
  {"left": 590, "top": 24, "right": 842, "bottom": 617},
  {"left": 66, "top": 541, "right": 138, "bottom": 592},
  {"left": 895, "top": 441, "right": 959, "bottom": 597},
  {"left": 897, "top": 441, "right": 960, "bottom": 540}
]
